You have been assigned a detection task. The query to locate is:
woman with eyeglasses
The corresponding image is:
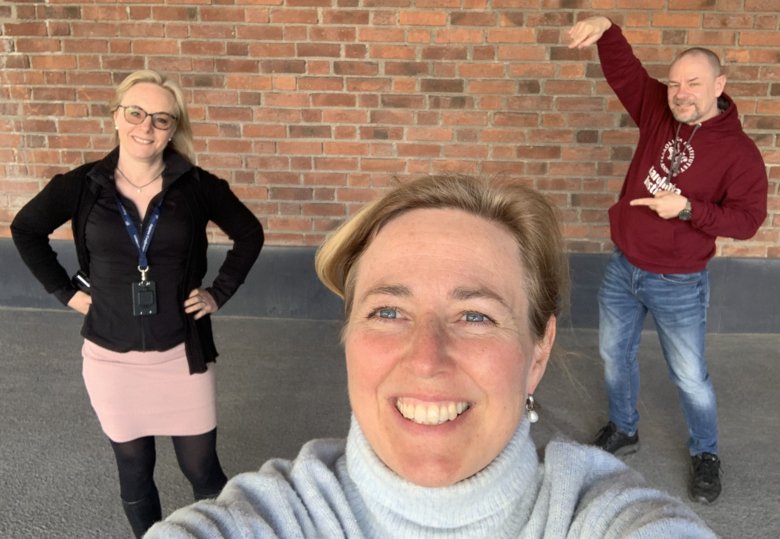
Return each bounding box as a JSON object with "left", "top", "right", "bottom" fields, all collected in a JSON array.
[{"left": 11, "top": 70, "right": 264, "bottom": 537}]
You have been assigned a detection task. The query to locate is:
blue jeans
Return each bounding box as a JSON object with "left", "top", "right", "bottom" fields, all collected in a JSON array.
[{"left": 598, "top": 249, "right": 718, "bottom": 456}]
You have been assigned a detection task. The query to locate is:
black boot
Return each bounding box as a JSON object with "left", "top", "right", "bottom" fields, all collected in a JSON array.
[{"left": 121, "top": 486, "right": 162, "bottom": 538}]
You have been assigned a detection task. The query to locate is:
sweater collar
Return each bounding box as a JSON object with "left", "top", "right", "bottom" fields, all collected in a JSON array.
[{"left": 345, "top": 416, "right": 539, "bottom": 534}]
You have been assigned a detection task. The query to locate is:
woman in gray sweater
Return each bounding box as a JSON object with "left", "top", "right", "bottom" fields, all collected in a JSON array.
[{"left": 147, "top": 175, "right": 714, "bottom": 538}]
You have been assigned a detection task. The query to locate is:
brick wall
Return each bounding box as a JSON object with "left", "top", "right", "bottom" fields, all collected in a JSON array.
[{"left": 1, "top": 1, "right": 778, "bottom": 256}]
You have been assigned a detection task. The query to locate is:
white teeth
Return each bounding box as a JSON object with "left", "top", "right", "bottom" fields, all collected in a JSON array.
[{"left": 396, "top": 399, "right": 469, "bottom": 426}]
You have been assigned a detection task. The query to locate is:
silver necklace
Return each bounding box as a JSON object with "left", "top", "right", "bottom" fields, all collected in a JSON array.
[{"left": 116, "top": 166, "right": 163, "bottom": 193}]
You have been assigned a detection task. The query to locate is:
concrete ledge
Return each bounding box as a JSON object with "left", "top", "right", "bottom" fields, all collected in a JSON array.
[
  {"left": 2, "top": 238, "right": 778, "bottom": 332},
  {"left": 563, "top": 251, "right": 780, "bottom": 333}
]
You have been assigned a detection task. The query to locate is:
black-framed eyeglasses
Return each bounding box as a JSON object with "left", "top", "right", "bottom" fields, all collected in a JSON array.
[{"left": 116, "top": 105, "right": 177, "bottom": 130}]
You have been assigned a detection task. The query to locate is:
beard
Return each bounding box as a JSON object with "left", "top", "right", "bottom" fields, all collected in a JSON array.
[{"left": 671, "top": 102, "right": 702, "bottom": 124}]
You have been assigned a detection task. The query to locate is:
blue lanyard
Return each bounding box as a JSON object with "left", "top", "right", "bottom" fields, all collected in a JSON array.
[{"left": 115, "top": 195, "right": 163, "bottom": 280}]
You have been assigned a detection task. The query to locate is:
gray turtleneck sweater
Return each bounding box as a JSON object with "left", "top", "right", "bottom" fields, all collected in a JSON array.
[{"left": 145, "top": 418, "right": 715, "bottom": 538}]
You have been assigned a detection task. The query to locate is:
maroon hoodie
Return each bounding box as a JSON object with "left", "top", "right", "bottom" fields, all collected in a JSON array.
[{"left": 597, "top": 23, "right": 767, "bottom": 274}]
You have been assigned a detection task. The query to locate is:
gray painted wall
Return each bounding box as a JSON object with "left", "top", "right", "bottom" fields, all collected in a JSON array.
[{"left": 2, "top": 238, "right": 778, "bottom": 332}]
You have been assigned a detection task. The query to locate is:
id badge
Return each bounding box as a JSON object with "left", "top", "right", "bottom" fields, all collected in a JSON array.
[{"left": 132, "top": 280, "right": 157, "bottom": 316}]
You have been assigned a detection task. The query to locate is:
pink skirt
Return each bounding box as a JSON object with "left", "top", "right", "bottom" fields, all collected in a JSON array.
[{"left": 82, "top": 339, "right": 217, "bottom": 443}]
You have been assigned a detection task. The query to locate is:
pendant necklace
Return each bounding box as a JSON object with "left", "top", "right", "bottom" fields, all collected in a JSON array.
[{"left": 116, "top": 166, "right": 164, "bottom": 193}]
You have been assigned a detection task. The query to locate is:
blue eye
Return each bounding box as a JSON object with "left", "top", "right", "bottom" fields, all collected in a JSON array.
[
  {"left": 464, "top": 311, "right": 491, "bottom": 323},
  {"left": 371, "top": 307, "right": 398, "bottom": 320}
]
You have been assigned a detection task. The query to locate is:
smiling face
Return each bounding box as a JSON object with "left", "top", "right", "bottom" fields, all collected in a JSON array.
[
  {"left": 344, "top": 208, "right": 554, "bottom": 487},
  {"left": 113, "top": 82, "right": 177, "bottom": 164},
  {"left": 667, "top": 52, "right": 726, "bottom": 125}
]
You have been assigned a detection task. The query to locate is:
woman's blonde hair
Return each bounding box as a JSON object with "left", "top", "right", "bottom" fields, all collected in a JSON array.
[
  {"left": 315, "top": 175, "right": 569, "bottom": 342},
  {"left": 109, "top": 69, "right": 195, "bottom": 163}
]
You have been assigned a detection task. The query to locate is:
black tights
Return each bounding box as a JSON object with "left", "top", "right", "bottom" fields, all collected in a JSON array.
[{"left": 110, "top": 428, "right": 228, "bottom": 502}]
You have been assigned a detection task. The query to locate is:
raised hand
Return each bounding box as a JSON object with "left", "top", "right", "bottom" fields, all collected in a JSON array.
[{"left": 567, "top": 16, "right": 612, "bottom": 49}]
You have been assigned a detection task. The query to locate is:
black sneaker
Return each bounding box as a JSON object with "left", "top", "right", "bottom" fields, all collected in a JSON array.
[
  {"left": 592, "top": 421, "right": 639, "bottom": 455},
  {"left": 689, "top": 453, "right": 721, "bottom": 504}
]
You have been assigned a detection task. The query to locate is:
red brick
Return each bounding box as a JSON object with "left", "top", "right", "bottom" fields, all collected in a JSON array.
[
  {"left": 422, "top": 46, "right": 468, "bottom": 60},
  {"left": 300, "top": 173, "right": 346, "bottom": 187},
  {"left": 322, "top": 141, "right": 369, "bottom": 155},
  {"left": 399, "top": 11, "right": 447, "bottom": 26},
  {"left": 451, "top": 11, "right": 496, "bottom": 26},
  {"left": 435, "top": 28, "right": 484, "bottom": 44},
  {"left": 470, "top": 80, "right": 518, "bottom": 94},
  {"left": 368, "top": 44, "right": 416, "bottom": 59},
  {"left": 3, "top": 22, "right": 47, "bottom": 36},
  {"left": 313, "top": 157, "right": 359, "bottom": 170}
]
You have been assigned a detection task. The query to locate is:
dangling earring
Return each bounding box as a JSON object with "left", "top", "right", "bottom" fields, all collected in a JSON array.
[{"left": 525, "top": 395, "right": 539, "bottom": 424}]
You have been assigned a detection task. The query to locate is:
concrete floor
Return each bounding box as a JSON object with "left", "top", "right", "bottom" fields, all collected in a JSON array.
[{"left": 1, "top": 307, "right": 778, "bottom": 538}]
